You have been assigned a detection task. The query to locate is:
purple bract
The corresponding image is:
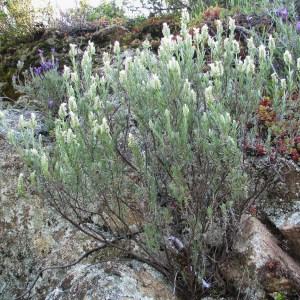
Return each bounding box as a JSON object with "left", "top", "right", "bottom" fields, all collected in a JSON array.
[
  {"left": 33, "top": 60, "right": 57, "bottom": 76},
  {"left": 48, "top": 99, "right": 55, "bottom": 110},
  {"left": 296, "top": 21, "right": 300, "bottom": 33},
  {"left": 276, "top": 7, "right": 288, "bottom": 21}
]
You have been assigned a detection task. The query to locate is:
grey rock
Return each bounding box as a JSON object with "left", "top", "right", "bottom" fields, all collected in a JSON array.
[
  {"left": 45, "top": 261, "right": 176, "bottom": 300},
  {"left": 221, "top": 215, "right": 300, "bottom": 298},
  {"left": 258, "top": 158, "right": 300, "bottom": 260}
]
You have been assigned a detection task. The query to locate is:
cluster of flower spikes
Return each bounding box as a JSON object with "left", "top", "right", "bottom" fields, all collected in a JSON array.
[
  {"left": 276, "top": 6, "right": 300, "bottom": 32},
  {"left": 33, "top": 48, "right": 58, "bottom": 76}
]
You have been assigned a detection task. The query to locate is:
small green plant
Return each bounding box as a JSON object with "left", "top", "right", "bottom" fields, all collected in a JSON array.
[
  {"left": 274, "top": 292, "right": 286, "bottom": 300},
  {"left": 13, "top": 49, "right": 66, "bottom": 117}
]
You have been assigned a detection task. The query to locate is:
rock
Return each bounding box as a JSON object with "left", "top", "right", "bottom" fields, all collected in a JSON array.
[
  {"left": 45, "top": 260, "right": 176, "bottom": 300},
  {"left": 91, "top": 25, "right": 129, "bottom": 44},
  {"left": 221, "top": 215, "right": 300, "bottom": 299},
  {"left": 0, "top": 107, "right": 48, "bottom": 140},
  {"left": 258, "top": 158, "right": 300, "bottom": 261},
  {"left": 280, "top": 224, "right": 300, "bottom": 261}
]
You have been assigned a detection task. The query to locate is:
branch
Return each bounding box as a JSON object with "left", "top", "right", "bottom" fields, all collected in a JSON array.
[{"left": 14, "top": 244, "right": 107, "bottom": 300}]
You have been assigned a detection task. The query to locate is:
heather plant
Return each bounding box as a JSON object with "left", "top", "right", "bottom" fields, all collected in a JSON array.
[
  {"left": 7, "top": 10, "right": 300, "bottom": 299},
  {"left": 268, "top": 1, "right": 300, "bottom": 61},
  {"left": 13, "top": 49, "right": 66, "bottom": 116}
]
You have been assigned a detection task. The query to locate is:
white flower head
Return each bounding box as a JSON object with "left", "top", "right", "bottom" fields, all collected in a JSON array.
[
  {"left": 258, "top": 44, "right": 266, "bottom": 61},
  {"left": 236, "top": 59, "right": 244, "bottom": 73},
  {"left": 148, "top": 73, "right": 161, "bottom": 90},
  {"left": 280, "top": 78, "right": 287, "bottom": 90},
  {"left": 232, "top": 40, "right": 240, "bottom": 53},
  {"left": 162, "top": 22, "right": 171, "bottom": 37},
  {"left": 247, "top": 37, "right": 256, "bottom": 56},
  {"left": 228, "top": 17, "right": 236, "bottom": 33},
  {"left": 40, "top": 152, "right": 49, "bottom": 176},
  {"left": 216, "top": 20, "right": 223, "bottom": 34},
  {"left": 128, "top": 132, "right": 135, "bottom": 148},
  {"left": 271, "top": 72, "right": 278, "bottom": 84},
  {"left": 243, "top": 56, "right": 255, "bottom": 75},
  {"left": 142, "top": 39, "right": 151, "bottom": 49},
  {"left": 165, "top": 109, "right": 170, "bottom": 119},
  {"left": 66, "top": 128, "right": 76, "bottom": 144},
  {"left": 205, "top": 85, "right": 214, "bottom": 102},
  {"left": 199, "top": 24, "right": 209, "bottom": 42},
  {"left": 268, "top": 34, "right": 276, "bottom": 53},
  {"left": 113, "top": 41, "right": 120, "bottom": 54},
  {"left": 176, "top": 34, "right": 183, "bottom": 43},
  {"left": 58, "top": 103, "right": 67, "bottom": 119},
  {"left": 181, "top": 8, "right": 190, "bottom": 25},
  {"left": 69, "top": 44, "right": 77, "bottom": 57},
  {"left": 71, "top": 72, "right": 79, "bottom": 83},
  {"left": 167, "top": 57, "right": 181, "bottom": 77},
  {"left": 81, "top": 50, "right": 91, "bottom": 67},
  {"left": 7, "top": 129, "right": 15, "bottom": 145},
  {"left": 68, "top": 96, "right": 77, "bottom": 112},
  {"left": 69, "top": 111, "right": 80, "bottom": 128},
  {"left": 29, "top": 113, "right": 37, "bottom": 129},
  {"left": 17, "top": 60, "right": 24, "bottom": 70},
  {"left": 100, "top": 76, "right": 106, "bottom": 85},
  {"left": 92, "top": 123, "right": 101, "bottom": 137},
  {"left": 88, "top": 41, "right": 96, "bottom": 55},
  {"left": 283, "top": 50, "right": 292, "bottom": 66},
  {"left": 159, "top": 36, "right": 176, "bottom": 54},
  {"left": 119, "top": 70, "right": 127, "bottom": 84},
  {"left": 207, "top": 35, "right": 216, "bottom": 50},
  {"left": 0, "top": 110, "right": 5, "bottom": 122},
  {"left": 103, "top": 52, "right": 110, "bottom": 64},
  {"left": 100, "top": 117, "right": 110, "bottom": 135},
  {"left": 17, "top": 173, "right": 24, "bottom": 194},
  {"left": 297, "top": 58, "right": 300, "bottom": 71},
  {"left": 63, "top": 65, "right": 71, "bottom": 79},
  {"left": 148, "top": 119, "right": 155, "bottom": 130},
  {"left": 209, "top": 61, "right": 224, "bottom": 77},
  {"left": 182, "top": 104, "right": 189, "bottom": 118},
  {"left": 18, "top": 115, "right": 27, "bottom": 129},
  {"left": 31, "top": 148, "right": 38, "bottom": 156},
  {"left": 193, "top": 27, "right": 200, "bottom": 41},
  {"left": 124, "top": 56, "right": 132, "bottom": 71},
  {"left": 89, "top": 112, "right": 96, "bottom": 124},
  {"left": 183, "top": 79, "right": 196, "bottom": 102}
]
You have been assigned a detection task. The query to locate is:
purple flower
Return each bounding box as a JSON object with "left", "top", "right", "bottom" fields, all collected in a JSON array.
[
  {"left": 38, "top": 49, "right": 44, "bottom": 55},
  {"left": 51, "top": 48, "right": 55, "bottom": 54},
  {"left": 33, "top": 66, "right": 42, "bottom": 76},
  {"left": 296, "top": 21, "right": 300, "bottom": 33},
  {"left": 33, "top": 60, "right": 57, "bottom": 77},
  {"left": 48, "top": 99, "right": 55, "bottom": 110},
  {"left": 276, "top": 7, "right": 288, "bottom": 21}
]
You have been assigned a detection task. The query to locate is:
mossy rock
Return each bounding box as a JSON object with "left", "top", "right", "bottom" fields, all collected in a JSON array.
[{"left": 132, "top": 15, "right": 180, "bottom": 40}]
